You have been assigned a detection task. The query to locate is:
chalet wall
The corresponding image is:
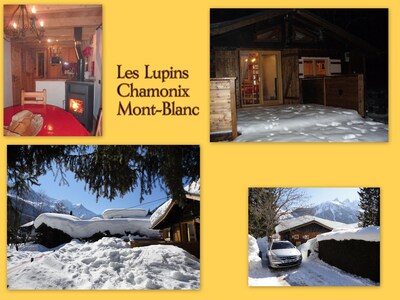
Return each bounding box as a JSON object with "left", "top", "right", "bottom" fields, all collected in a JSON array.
[
  {"left": 319, "top": 239, "right": 380, "bottom": 282},
  {"left": 280, "top": 223, "right": 331, "bottom": 245},
  {"left": 302, "top": 74, "right": 365, "bottom": 116},
  {"left": 4, "top": 39, "right": 13, "bottom": 107},
  {"left": 211, "top": 50, "right": 240, "bottom": 106}
]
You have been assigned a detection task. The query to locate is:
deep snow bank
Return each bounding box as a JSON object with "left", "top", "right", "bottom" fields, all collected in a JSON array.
[
  {"left": 7, "top": 237, "right": 200, "bottom": 290},
  {"left": 248, "top": 235, "right": 262, "bottom": 271}
]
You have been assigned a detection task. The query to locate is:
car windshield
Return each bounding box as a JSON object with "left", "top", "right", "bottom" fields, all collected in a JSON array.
[{"left": 271, "top": 242, "right": 294, "bottom": 250}]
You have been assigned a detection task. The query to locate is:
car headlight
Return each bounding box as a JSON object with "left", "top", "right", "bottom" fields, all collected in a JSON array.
[{"left": 269, "top": 253, "right": 282, "bottom": 262}]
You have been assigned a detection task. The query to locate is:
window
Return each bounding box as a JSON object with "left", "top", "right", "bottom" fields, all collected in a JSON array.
[{"left": 299, "top": 57, "right": 335, "bottom": 78}]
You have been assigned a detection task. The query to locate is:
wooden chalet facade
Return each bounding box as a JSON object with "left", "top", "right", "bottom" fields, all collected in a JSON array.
[
  {"left": 276, "top": 215, "right": 353, "bottom": 246},
  {"left": 149, "top": 193, "right": 200, "bottom": 258},
  {"left": 210, "top": 9, "right": 385, "bottom": 138},
  {"left": 278, "top": 220, "right": 333, "bottom": 246}
]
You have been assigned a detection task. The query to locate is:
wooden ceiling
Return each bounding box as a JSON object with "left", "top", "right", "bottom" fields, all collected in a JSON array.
[{"left": 3, "top": 5, "right": 102, "bottom": 48}]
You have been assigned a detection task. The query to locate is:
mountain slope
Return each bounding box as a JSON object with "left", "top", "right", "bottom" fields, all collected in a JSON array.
[
  {"left": 292, "top": 198, "right": 360, "bottom": 224},
  {"left": 8, "top": 187, "right": 98, "bottom": 224}
]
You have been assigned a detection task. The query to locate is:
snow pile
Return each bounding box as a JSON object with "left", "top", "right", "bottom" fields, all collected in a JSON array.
[
  {"left": 248, "top": 235, "right": 262, "bottom": 271},
  {"left": 34, "top": 213, "right": 159, "bottom": 239},
  {"left": 317, "top": 226, "right": 380, "bottom": 242},
  {"left": 7, "top": 237, "right": 200, "bottom": 290},
  {"left": 102, "top": 208, "right": 147, "bottom": 219},
  {"left": 150, "top": 199, "right": 172, "bottom": 228},
  {"left": 235, "top": 104, "right": 388, "bottom": 142}
]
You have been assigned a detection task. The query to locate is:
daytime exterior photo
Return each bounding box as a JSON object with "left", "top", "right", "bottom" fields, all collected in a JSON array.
[
  {"left": 248, "top": 187, "right": 380, "bottom": 286},
  {"left": 210, "top": 9, "right": 388, "bottom": 142},
  {"left": 7, "top": 145, "right": 200, "bottom": 290}
]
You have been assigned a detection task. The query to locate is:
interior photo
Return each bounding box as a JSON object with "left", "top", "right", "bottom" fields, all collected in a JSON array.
[
  {"left": 3, "top": 4, "right": 102, "bottom": 136},
  {"left": 210, "top": 9, "right": 388, "bottom": 142}
]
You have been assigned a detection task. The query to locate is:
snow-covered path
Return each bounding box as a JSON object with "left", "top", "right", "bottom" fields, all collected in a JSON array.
[
  {"left": 248, "top": 253, "right": 378, "bottom": 286},
  {"left": 235, "top": 104, "right": 388, "bottom": 142}
]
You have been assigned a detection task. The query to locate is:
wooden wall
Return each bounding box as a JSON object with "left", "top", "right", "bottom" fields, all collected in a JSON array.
[
  {"left": 302, "top": 74, "right": 365, "bottom": 116},
  {"left": 211, "top": 50, "right": 240, "bottom": 107},
  {"left": 210, "top": 78, "right": 237, "bottom": 140},
  {"left": 282, "top": 49, "right": 301, "bottom": 104}
]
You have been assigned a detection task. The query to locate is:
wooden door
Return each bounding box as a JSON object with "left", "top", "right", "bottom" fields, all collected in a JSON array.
[{"left": 282, "top": 49, "right": 300, "bottom": 104}]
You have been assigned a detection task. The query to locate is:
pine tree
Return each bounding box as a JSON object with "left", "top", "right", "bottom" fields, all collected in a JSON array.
[
  {"left": 7, "top": 145, "right": 200, "bottom": 206},
  {"left": 358, "top": 187, "right": 380, "bottom": 227}
]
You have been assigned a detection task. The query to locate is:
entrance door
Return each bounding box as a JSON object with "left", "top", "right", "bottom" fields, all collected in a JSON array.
[{"left": 240, "top": 51, "right": 283, "bottom": 106}]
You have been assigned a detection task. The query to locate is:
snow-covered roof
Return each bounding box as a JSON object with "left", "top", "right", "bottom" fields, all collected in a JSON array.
[
  {"left": 150, "top": 180, "right": 200, "bottom": 228},
  {"left": 276, "top": 215, "right": 357, "bottom": 233},
  {"left": 317, "top": 226, "right": 380, "bottom": 242},
  {"left": 34, "top": 213, "right": 159, "bottom": 239},
  {"left": 150, "top": 199, "right": 173, "bottom": 228},
  {"left": 20, "top": 221, "right": 35, "bottom": 228},
  {"left": 102, "top": 208, "right": 147, "bottom": 219},
  {"left": 185, "top": 180, "right": 200, "bottom": 197}
]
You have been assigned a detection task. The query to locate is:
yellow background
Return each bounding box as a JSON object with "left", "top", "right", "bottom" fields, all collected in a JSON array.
[{"left": 0, "top": 0, "right": 398, "bottom": 299}]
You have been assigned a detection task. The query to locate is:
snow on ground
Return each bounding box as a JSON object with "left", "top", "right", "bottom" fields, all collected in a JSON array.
[
  {"left": 34, "top": 213, "right": 159, "bottom": 239},
  {"left": 235, "top": 104, "right": 388, "bottom": 142},
  {"left": 248, "top": 234, "right": 377, "bottom": 286},
  {"left": 8, "top": 237, "right": 200, "bottom": 290}
]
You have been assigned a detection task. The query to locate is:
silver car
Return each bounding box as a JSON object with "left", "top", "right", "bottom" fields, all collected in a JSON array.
[{"left": 267, "top": 240, "right": 302, "bottom": 268}]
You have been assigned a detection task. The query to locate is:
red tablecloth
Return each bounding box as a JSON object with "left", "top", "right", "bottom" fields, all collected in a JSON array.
[{"left": 4, "top": 104, "right": 90, "bottom": 136}]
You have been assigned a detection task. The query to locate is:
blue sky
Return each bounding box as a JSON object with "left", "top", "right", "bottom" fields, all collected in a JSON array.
[
  {"left": 31, "top": 170, "right": 169, "bottom": 215},
  {"left": 299, "top": 187, "right": 360, "bottom": 205}
]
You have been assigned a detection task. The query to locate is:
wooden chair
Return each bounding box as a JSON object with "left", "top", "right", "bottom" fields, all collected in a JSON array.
[
  {"left": 95, "top": 108, "right": 102, "bottom": 136},
  {"left": 21, "top": 89, "right": 47, "bottom": 105}
]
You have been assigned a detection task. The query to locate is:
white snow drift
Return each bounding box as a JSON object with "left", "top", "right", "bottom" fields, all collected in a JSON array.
[
  {"left": 102, "top": 208, "right": 147, "bottom": 219},
  {"left": 7, "top": 237, "right": 200, "bottom": 289},
  {"left": 235, "top": 104, "right": 388, "bottom": 142},
  {"left": 34, "top": 213, "right": 159, "bottom": 239},
  {"left": 317, "top": 226, "right": 380, "bottom": 242}
]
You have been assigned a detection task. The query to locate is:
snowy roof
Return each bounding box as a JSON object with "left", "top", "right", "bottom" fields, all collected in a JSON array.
[
  {"left": 276, "top": 215, "right": 356, "bottom": 233},
  {"left": 102, "top": 208, "right": 147, "bottom": 219},
  {"left": 20, "top": 221, "right": 34, "bottom": 228},
  {"left": 317, "top": 226, "right": 380, "bottom": 242},
  {"left": 150, "top": 180, "right": 200, "bottom": 228},
  {"left": 34, "top": 213, "right": 159, "bottom": 239},
  {"left": 150, "top": 199, "right": 173, "bottom": 228}
]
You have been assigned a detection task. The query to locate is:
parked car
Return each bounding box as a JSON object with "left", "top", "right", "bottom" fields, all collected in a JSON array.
[{"left": 267, "top": 240, "right": 302, "bottom": 268}]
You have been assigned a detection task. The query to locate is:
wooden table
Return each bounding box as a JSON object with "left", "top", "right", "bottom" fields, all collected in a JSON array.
[{"left": 4, "top": 104, "right": 90, "bottom": 136}]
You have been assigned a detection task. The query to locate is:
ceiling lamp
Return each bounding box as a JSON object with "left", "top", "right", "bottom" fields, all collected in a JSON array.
[{"left": 4, "top": 5, "right": 45, "bottom": 42}]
